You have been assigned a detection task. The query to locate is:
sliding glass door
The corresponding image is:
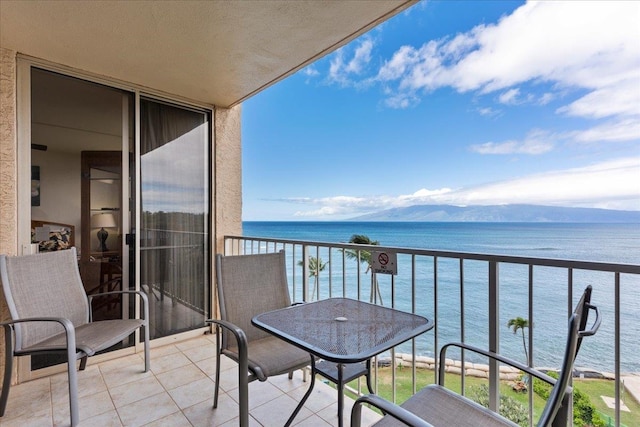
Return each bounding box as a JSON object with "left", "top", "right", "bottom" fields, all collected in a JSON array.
[{"left": 139, "top": 98, "right": 210, "bottom": 339}]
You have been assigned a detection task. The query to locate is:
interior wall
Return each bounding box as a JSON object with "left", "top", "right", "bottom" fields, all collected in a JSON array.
[
  {"left": 30, "top": 69, "right": 124, "bottom": 255},
  {"left": 30, "top": 149, "right": 82, "bottom": 251}
]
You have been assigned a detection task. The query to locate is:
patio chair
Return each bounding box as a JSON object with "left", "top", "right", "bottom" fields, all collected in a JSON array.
[
  {"left": 352, "top": 285, "right": 601, "bottom": 427},
  {"left": 206, "top": 251, "right": 312, "bottom": 427},
  {"left": 0, "top": 248, "right": 149, "bottom": 427}
]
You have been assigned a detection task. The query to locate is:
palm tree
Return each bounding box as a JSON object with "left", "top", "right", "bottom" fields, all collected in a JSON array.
[
  {"left": 297, "top": 256, "right": 328, "bottom": 301},
  {"left": 507, "top": 316, "right": 530, "bottom": 362},
  {"left": 344, "top": 234, "right": 382, "bottom": 304}
]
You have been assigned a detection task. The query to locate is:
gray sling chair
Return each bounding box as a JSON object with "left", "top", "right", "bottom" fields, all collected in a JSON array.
[
  {"left": 352, "top": 285, "right": 601, "bottom": 427},
  {"left": 206, "top": 251, "right": 313, "bottom": 427},
  {"left": 0, "top": 248, "right": 150, "bottom": 427}
]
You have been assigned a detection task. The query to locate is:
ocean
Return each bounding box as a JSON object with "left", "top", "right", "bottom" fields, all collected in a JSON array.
[{"left": 243, "top": 222, "right": 640, "bottom": 373}]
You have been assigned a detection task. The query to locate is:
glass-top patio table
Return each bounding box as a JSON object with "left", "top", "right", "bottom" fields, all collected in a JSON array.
[{"left": 252, "top": 297, "right": 434, "bottom": 427}]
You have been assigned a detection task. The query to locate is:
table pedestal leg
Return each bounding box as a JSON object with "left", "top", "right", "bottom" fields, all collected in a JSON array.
[
  {"left": 285, "top": 356, "right": 316, "bottom": 427},
  {"left": 337, "top": 363, "right": 345, "bottom": 427}
]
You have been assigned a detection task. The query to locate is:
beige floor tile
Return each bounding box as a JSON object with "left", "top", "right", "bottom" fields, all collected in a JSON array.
[
  {"left": 150, "top": 343, "right": 180, "bottom": 359},
  {"left": 0, "top": 405, "right": 52, "bottom": 427},
  {"left": 1, "top": 378, "right": 52, "bottom": 422},
  {"left": 268, "top": 369, "right": 309, "bottom": 393},
  {"left": 288, "top": 380, "right": 337, "bottom": 413},
  {"left": 50, "top": 365, "right": 107, "bottom": 405},
  {"left": 100, "top": 365, "right": 153, "bottom": 390},
  {"left": 99, "top": 354, "right": 146, "bottom": 374},
  {"left": 116, "top": 392, "right": 179, "bottom": 427},
  {"left": 53, "top": 390, "right": 115, "bottom": 427},
  {"left": 181, "top": 394, "right": 239, "bottom": 427},
  {"left": 292, "top": 414, "right": 333, "bottom": 426},
  {"left": 249, "top": 393, "right": 313, "bottom": 427},
  {"left": 156, "top": 363, "right": 207, "bottom": 391},
  {"left": 175, "top": 336, "right": 209, "bottom": 352},
  {"left": 167, "top": 377, "right": 215, "bottom": 409},
  {"left": 227, "top": 379, "right": 286, "bottom": 410},
  {"left": 1, "top": 336, "right": 381, "bottom": 427},
  {"left": 150, "top": 352, "right": 192, "bottom": 375},
  {"left": 216, "top": 365, "right": 240, "bottom": 392},
  {"left": 181, "top": 341, "right": 217, "bottom": 363},
  {"left": 141, "top": 411, "right": 193, "bottom": 427},
  {"left": 217, "top": 415, "right": 262, "bottom": 427},
  {"left": 79, "top": 409, "right": 123, "bottom": 427},
  {"left": 109, "top": 376, "right": 165, "bottom": 408},
  {"left": 194, "top": 356, "right": 217, "bottom": 377}
]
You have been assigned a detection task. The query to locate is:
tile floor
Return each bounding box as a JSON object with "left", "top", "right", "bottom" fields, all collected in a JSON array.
[{"left": 0, "top": 334, "right": 382, "bottom": 426}]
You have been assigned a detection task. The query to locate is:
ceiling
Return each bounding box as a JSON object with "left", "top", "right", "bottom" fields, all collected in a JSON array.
[{"left": 1, "top": 0, "right": 417, "bottom": 108}]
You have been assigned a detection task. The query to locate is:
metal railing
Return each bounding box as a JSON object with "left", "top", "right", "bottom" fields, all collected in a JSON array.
[{"left": 224, "top": 234, "right": 640, "bottom": 427}]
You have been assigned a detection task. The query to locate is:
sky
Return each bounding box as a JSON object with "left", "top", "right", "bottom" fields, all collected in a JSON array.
[{"left": 241, "top": 0, "right": 640, "bottom": 221}]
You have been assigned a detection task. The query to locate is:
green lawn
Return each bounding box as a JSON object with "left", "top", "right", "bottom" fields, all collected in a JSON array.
[{"left": 344, "top": 367, "right": 639, "bottom": 427}]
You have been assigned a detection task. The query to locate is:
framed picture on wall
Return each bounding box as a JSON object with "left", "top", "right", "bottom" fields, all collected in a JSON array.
[{"left": 31, "top": 165, "right": 40, "bottom": 206}]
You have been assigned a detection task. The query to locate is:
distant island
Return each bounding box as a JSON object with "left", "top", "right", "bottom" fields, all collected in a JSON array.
[{"left": 350, "top": 204, "right": 640, "bottom": 222}]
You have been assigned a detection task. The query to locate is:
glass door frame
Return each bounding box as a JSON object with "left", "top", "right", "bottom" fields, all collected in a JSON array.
[{"left": 16, "top": 57, "right": 214, "bottom": 381}]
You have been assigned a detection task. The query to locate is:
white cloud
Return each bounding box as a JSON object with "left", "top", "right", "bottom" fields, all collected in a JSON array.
[
  {"left": 141, "top": 125, "right": 207, "bottom": 213},
  {"left": 476, "top": 107, "right": 500, "bottom": 117},
  {"left": 470, "top": 129, "right": 555, "bottom": 155},
  {"left": 571, "top": 118, "right": 640, "bottom": 143},
  {"left": 302, "top": 66, "right": 320, "bottom": 77},
  {"left": 328, "top": 38, "right": 374, "bottom": 86},
  {"left": 372, "top": 1, "right": 640, "bottom": 145},
  {"left": 282, "top": 157, "right": 640, "bottom": 217},
  {"left": 442, "top": 157, "right": 640, "bottom": 210},
  {"left": 498, "top": 88, "right": 520, "bottom": 105}
]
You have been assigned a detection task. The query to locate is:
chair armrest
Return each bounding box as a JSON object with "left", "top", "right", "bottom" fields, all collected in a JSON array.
[
  {"left": 87, "top": 290, "right": 149, "bottom": 322},
  {"left": 1, "top": 317, "right": 77, "bottom": 355},
  {"left": 439, "top": 342, "right": 559, "bottom": 387},
  {"left": 351, "top": 394, "right": 435, "bottom": 427},
  {"left": 205, "top": 319, "right": 249, "bottom": 358}
]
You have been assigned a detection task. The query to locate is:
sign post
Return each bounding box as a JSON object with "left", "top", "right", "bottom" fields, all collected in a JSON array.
[{"left": 371, "top": 250, "right": 397, "bottom": 275}]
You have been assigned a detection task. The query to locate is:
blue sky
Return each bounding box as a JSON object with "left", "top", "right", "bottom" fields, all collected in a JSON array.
[{"left": 242, "top": 1, "right": 640, "bottom": 221}]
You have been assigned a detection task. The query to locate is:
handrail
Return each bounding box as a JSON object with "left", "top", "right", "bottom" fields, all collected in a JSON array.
[{"left": 224, "top": 234, "right": 639, "bottom": 427}]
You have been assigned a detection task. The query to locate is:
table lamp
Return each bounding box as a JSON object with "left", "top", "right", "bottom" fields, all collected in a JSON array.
[{"left": 91, "top": 212, "right": 116, "bottom": 252}]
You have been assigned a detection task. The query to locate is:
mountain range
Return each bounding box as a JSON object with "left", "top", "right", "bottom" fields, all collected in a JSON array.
[{"left": 350, "top": 204, "right": 640, "bottom": 222}]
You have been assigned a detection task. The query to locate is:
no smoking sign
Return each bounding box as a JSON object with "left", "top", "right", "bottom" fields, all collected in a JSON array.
[{"left": 371, "top": 250, "right": 397, "bottom": 275}]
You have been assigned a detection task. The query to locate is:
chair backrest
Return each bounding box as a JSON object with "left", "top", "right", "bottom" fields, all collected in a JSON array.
[
  {"left": 538, "top": 285, "right": 601, "bottom": 427},
  {"left": 0, "top": 248, "right": 89, "bottom": 351},
  {"left": 215, "top": 251, "right": 292, "bottom": 346}
]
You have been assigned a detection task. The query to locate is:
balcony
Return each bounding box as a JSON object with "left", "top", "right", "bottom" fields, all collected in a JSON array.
[
  {"left": 0, "top": 334, "right": 381, "bottom": 426},
  {"left": 2, "top": 235, "right": 638, "bottom": 426},
  {"left": 224, "top": 234, "right": 640, "bottom": 427}
]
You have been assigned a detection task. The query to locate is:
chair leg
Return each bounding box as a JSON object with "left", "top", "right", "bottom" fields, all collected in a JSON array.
[
  {"left": 143, "top": 324, "right": 150, "bottom": 373},
  {"left": 238, "top": 338, "right": 249, "bottom": 427},
  {"left": 365, "top": 359, "right": 374, "bottom": 394},
  {"left": 213, "top": 327, "right": 221, "bottom": 408},
  {"left": 79, "top": 355, "right": 88, "bottom": 371},
  {"left": 0, "top": 326, "right": 14, "bottom": 417},
  {"left": 288, "top": 371, "right": 293, "bottom": 379},
  {"left": 66, "top": 348, "right": 80, "bottom": 426}
]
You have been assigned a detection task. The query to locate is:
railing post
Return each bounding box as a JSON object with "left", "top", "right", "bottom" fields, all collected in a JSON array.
[
  {"left": 302, "top": 245, "right": 310, "bottom": 302},
  {"left": 488, "top": 260, "right": 500, "bottom": 412}
]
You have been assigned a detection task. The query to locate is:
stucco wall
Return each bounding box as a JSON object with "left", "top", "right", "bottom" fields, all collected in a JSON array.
[
  {"left": 214, "top": 105, "right": 243, "bottom": 255},
  {"left": 0, "top": 52, "right": 243, "bottom": 385},
  {"left": 0, "top": 48, "right": 17, "bottom": 256},
  {"left": 0, "top": 47, "right": 17, "bottom": 387}
]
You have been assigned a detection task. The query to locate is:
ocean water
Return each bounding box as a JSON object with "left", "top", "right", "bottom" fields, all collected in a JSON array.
[{"left": 243, "top": 222, "right": 640, "bottom": 373}]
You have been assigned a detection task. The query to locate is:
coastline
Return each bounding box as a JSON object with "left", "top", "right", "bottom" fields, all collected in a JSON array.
[{"left": 384, "top": 353, "right": 640, "bottom": 404}]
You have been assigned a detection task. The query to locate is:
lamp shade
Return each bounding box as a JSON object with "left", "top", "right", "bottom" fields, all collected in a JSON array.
[{"left": 91, "top": 212, "right": 117, "bottom": 229}]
